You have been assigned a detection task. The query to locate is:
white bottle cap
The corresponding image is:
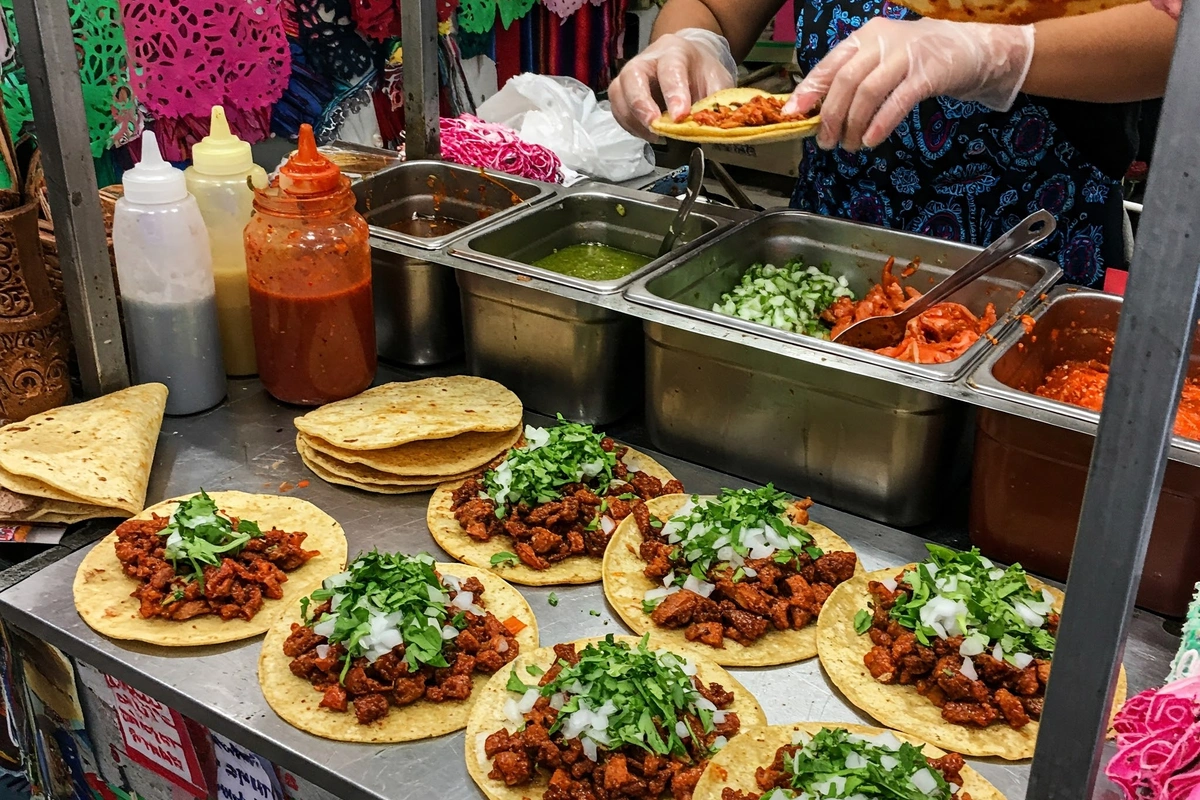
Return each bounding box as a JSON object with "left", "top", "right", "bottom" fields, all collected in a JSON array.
[{"left": 123, "top": 129, "right": 187, "bottom": 204}]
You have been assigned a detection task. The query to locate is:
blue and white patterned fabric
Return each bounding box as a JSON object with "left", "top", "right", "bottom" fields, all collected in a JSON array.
[{"left": 791, "top": 0, "right": 1128, "bottom": 287}]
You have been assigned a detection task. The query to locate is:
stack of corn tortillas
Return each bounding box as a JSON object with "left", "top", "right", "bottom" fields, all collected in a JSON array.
[
  {"left": 293, "top": 377, "right": 523, "bottom": 494},
  {"left": 0, "top": 383, "right": 167, "bottom": 524}
]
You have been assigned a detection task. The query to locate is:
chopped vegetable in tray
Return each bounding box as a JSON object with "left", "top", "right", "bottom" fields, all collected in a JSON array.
[{"left": 713, "top": 260, "right": 853, "bottom": 338}]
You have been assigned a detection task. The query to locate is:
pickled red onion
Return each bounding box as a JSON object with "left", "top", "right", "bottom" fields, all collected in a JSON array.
[
  {"left": 1105, "top": 675, "right": 1200, "bottom": 798},
  {"left": 438, "top": 115, "right": 563, "bottom": 184}
]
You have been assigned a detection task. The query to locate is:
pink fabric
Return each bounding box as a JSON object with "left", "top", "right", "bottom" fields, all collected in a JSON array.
[
  {"left": 438, "top": 115, "right": 563, "bottom": 184},
  {"left": 542, "top": 0, "right": 587, "bottom": 20},
  {"left": 1106, "top": 676, "right": 1200, "bottom": 799},
  {"left": 120, "top": 0, "right": 291, "bottom": 122}
]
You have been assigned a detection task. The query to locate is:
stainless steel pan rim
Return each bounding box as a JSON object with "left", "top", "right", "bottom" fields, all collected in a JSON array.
[{"left": 624, "top": 208, "right": 1062, "bottom": 382}]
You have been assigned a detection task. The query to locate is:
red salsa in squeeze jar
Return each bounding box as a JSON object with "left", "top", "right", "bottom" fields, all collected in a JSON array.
[{"left": 244, "top": 124, "right": 376, "bottom": 405}]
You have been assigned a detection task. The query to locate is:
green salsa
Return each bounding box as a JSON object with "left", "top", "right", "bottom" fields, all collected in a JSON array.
[{"left": 532, "top": 243, "right": 651, "bottom": 281}]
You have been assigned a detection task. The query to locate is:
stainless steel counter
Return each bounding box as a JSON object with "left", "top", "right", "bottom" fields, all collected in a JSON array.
[{"left": 0, "top": 372, "right": 1180, "bottom": 800}]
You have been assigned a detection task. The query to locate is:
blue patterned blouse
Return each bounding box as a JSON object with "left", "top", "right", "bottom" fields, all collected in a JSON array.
[{"left": 791, "top": 0, "right": 1135, "bottom": 287}]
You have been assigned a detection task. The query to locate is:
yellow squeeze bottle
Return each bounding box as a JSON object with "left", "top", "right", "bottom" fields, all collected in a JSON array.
[{"left": 185, "top": 106, "right": 268, "bottom": 376}]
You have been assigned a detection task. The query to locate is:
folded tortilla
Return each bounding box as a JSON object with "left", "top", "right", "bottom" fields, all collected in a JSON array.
[
  {"left": 299, "top": 427, "right": 521, "bottom": 477},
  {"left": 464, "top": 636, "right": 768, "bottom": 800},
  {"left": 258, "top": 562, "right": 539, "bottom": 743},
  {"left": 603, "top": 494, "right": 863, "bottom": 666},
  {"left": 427, "top": 447, "right": 678, "bottom": 586},
  {"left": 0, "top": 383, "right": 167, "bottom": 520},
  {"left": 73, "top": 492, "right": 349, "bottom": 646},
  {"left": 816, "top": 566, "right": 1128, "bottom": 760},
  {"left": 651, "top": 88, "right": 821, "bottom": 145},
  {"left": 691, "top": 722, "right": 1006, "bottom": 800}
]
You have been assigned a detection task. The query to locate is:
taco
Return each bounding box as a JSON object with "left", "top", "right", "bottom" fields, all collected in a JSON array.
[
  {"left": 428, "top": 417, "right": 682, "bottom": 586},
  {"left": 817, "top": 544, "right": 1128, "bottom": 759},
  {"left": 892, "top": 0, "right": 1140, "bottom": 25},
  {"left": 650, "top": 88, "right": 821, "bottom": 145},
  {"left": 73, "top": 491, "right": 348, "bottom": 646},
  {"left": 604, "top": 487, "right": 861, "bottom": 666},
  {"left": 465, "top": 634, "right": 767, "bottom": 800},
  {"left": 258, "top": 551, "right": 538, "bottom": 742},
  {"left": 692, "top": 722, "right": 1004, "bottom": 800}
]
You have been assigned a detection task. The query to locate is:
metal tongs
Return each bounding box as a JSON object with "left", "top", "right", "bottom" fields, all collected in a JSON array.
[
  {"left": 831, "top": 209, "right": 1057, "bottom": 351},
  {"left": 658, "top": 148, "right": 706, "bottom": 257}
]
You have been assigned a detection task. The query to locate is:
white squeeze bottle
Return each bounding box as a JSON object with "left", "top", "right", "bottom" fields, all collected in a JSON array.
[
  {"left": 184, "top": 106, "right": 268, "bottom": 376},
  {"left": 113, "top": 129, "right": 227, "bottom": 415}
]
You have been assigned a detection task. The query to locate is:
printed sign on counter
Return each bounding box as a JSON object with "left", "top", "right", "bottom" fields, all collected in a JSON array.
[
  {"left": 212, "top": 732, "right": 283, "bottom": 800},
  {"left": 105, "top": 676, "right": 206, "bottom": 797}
]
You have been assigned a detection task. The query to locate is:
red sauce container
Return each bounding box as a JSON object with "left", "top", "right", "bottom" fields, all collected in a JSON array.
[{"left": 244, "top": 124, "right": 376, "bottom": 405}]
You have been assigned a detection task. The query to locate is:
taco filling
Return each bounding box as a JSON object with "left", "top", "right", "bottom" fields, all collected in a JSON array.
[
  {"left": 689, "top": 95, "right": 808, "bottom": 128},
  {"left": 483, "top": 635, "right": 741, "bottom": 799},
  {"left": 284, "top": 551, "right": 524, "bottom": 725},
  {"left": 858, "top": 545, "right": 1057, "bottom": 730},
  {"left": 637, "top": 487, "right": 857, "bottom": 649},
  {"left": 451, "top": 417, "right": 684, "bottom": 572},
  {"left": 115, "top": 490, "right": 319, "bottom": 622},
  {"left": 722, "top": 727, "right": 974, "bottom": 800}
]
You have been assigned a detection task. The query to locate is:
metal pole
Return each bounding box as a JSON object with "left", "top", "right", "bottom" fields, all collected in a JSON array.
[
  {"left": 401, "top": 0, "right": 441, "bottom": 159},
  {"left": 10, "top": 0, "right": 128, "bottom": 396},
  {"left": 1026, "top": 6, "right": 1200, "bottom": 798}
]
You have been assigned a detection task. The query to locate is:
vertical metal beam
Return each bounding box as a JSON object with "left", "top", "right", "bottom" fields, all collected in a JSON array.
[
  {"left": 401, "top": 0, "right": 441, "bottom": 159},
  {"left": 1026, "top": 6, "right": 1200, "bottom": 798},
  {"left": 11, "top": 0, "right": 128, "bottom": 396}
]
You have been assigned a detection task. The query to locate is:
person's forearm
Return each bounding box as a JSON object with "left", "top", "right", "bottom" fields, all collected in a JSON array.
[
  {"left": 649, "top": 0, "right": 783, "bottom": 61},
  {"left": 1023, "top": 1, "right": 1175, "bottom": 101}
]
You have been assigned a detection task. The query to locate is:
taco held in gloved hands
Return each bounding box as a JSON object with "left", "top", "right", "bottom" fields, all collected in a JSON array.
[
  {"left": 428, "top": 417, "right": 682, "bottom": 585},
  {"left": 817, "top": 544, "right": 1127, "bottom": 759},
  {"left": 650, "top": 88, "right": 821, "bottom": 145},
  {"left": 465, "top": 634, "right": 766, "bottom": 800},
  {"left": 604, "top": 487, "right": 861, "bottom": 666},
  {"left": 259, "top": 551, "right": 538, "bottom": 742}
]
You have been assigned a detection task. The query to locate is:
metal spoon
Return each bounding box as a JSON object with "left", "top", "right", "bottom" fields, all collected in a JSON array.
[
  {"left": 832, "top": 209, "right": 1056, "bottom": 351},
  {"left": 658, "top": 148, "right": 706, "bottom": 258}
]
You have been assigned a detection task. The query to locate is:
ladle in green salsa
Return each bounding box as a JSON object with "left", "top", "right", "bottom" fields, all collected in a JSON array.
[{"left": 532, "top": 243, "right": 651, "bottom": 282}]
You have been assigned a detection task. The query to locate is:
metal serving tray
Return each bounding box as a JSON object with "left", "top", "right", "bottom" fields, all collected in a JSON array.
[
  {"left": 450, "top": 187, "right": 734, "bottom": 295},
  {"left": 627, "top": 209, "right": 1061, "bottom": 382},
  {"left": 355, "top": 160, "right": 555, "bottom": 251},
  {"left": 355, "top": 162, "right": 555, "bottom": 365},
  {"left": 965, "top": 286, "right": 1200, "bottom": 616}
]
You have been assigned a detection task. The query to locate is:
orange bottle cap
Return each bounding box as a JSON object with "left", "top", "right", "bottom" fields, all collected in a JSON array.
[{"left": 277, "top": 124, "right": 342, "bottom": 197}]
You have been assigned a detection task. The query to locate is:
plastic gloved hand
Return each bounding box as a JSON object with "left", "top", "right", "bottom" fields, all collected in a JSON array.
[
  {"left": 608, "top": 28, "right": 738, "bottom": 141},
  {"left": 783, "top": 17, "right": 1035, "bottom": 152},
  {"left": 1150, "top": 0, "right": 1181, "bottom": 19}
]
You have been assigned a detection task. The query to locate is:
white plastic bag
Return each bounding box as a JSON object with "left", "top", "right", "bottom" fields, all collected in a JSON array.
[{"left": 476, "top": 74, "right": 655, "bottom": 183}]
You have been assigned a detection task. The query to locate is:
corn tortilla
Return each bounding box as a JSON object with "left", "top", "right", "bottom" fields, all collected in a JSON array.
[
  {"left": 892, "top": 0, "right": 1140, "bottom": 24},
  {"left": 299, "top": 427, "right": 521, "bottom": 477},
  {"left": 73, "top": 492, "right": 348, "bottom": 646},
  {"left": 258, "top": 562, "right": 538, "bottom": 743},
  {"left": 650, "top": 88, "right": 821, "bottom": 145},
  {"left": 294, "top": 377, "right": 523, "bottom": 451},
  {"left": 464, "top": 636, "right": 768, "bottom": 800},
  {"left": 295, "top": 434, "right": 474, "bottom": 487},
  {"left": 298, "top": 448, "right": 439, "bottom": 495},
  {"left": 692, "top": 722, "right": 1006, "bottom": 800},
  {"left": 0, "top": 383, "right": 166, "bottom": 516},
  {"left": 604, "top": 494, "right": 863, "bottom": 667},
  {"left": 816, "top": 566, "right": 1128, "bottom": 760},
  {"left": 427, "top": 447, "right": 679, "bottom": 586}
]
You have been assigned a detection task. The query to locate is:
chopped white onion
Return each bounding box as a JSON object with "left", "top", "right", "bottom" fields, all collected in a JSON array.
[
  {"left": 694, "top": 697, "right": 717, "bottom": 713},
  {"left": 844, "top": 751, "right": 867, "bottom": 770},
  {"left": 712, "top": 710, "right": 727, "bottom": 724},
  {"left": 679, "top": 658, "right": 698, "bottom": 677},
  {"left": 549, "top": 692, "right": 566, "bottom": 710},
  {"left": 441, "top": 573, "right": 463, "bottom": 592},
  {"left": 315, "top": 644, "right": 330, "bottom": 659},
  {"left": 451, "top": 591, "right": 475, "bottom": 610},
  {"left": 1012, "top": 600, "right": 1046, "bottom": 628},
  {"left": 959, "top": 635, "right": 986, "bottom": 657},
  {"left": 581, "top": 737, "right": 598, "bottom": 762},
  {"left": 994, "top": 643, "right": 1005, "bottom": 662},
  {"left": 1013, "top": 652, "right": 1034, "bottom": 669},
  {"left": 683, "top": 575, "right": 715, "bottom": 598},
  {"left": 663, "top": 570, "right": 676, "bottom": 588},
  {"left": 517, "top": 688, "right": 540, "bottom": 714},
  {"left": 882, "top": 578, "right": 898, "bottom": 592},
  {"left": 910, "top": 768, "right": 938, "bottom": 795},
  {"left": 312, "top": 617, "right": 336, "bottom": 638},
  {"left": 960, "top": 657, "right": 978, "bottom": 681},
  {"left": 870, "top": 732, "right": 902, "bottom": 751},
  {"left": 599, "top": 515, "right": 616, "bottom": 535},
  {"left": 524, "top": 425, "right": 550, "bottom": 451},
  {"left": 676, "top": 721, "right": 690, "bottom": 739},
  {"left": 711, "top": 736, "right": 728, "bottom": 751},
  {"left": 324, "top": 571, "right": 351, "bottom": 588},
  {"left": 879, "top": 754, "right": 899, "bottom": 771},
  {"left": 503, "top": 698, "right": 522, "bottom": 725},
  {"left": 497, "top": 639, "right": 509, "bottom": 653},
  {"left": 742, "top": 567, "right": 758, "bottom": 578},
  {"left": 441, "top": 625, "right": 459, "bottom": 640},
  {"left": 989, "top": 568, "right": 1006, "bottom": 581},
  {"left": 475, "top": 732, "right": 489, "bottom": 763},
  {"left": 426, "top": 585, "right": 448, "bottom": 603}
]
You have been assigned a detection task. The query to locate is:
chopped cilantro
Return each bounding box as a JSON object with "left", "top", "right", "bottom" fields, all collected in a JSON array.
[
  {"left": 304, "top": 551, "right": 455, "bottom": 681},
  {"left": 548, "top": 592, "right": 559, "bottom": 607},
  {"left": 853, "top": 609, "right": 872, "bottom": 635},
  {"left": 781, "top": 727, "right": 955, "bottom": 799},
  {"left": 642, "top": 599, "right": 661, "bottom": 615},
  {"left": 589, "top": 609, "right": 601, "bottom": 617},
  {"left": 483, "top": 416, "right": 619, "bottom": 513},
  {"left": 159, "top": 490, "right": 265, "bottom": 585},
  {"left": 659, "top": 486, "right": 817, "bottom": 586},
  {"left": 507, "top": 671, "right": 532, "bottom": 693},
  {"left": 534, "top": 635, "right": 714, "bottom": 758},
  {"left": 525, "top": 664, "right": 545, "bottom": 677},
  {"left": 490, "top": 551, "right": 519, "bottom": 568},
  {"left": 883, "top": 544, "right": 1057, "bottom": 660}
]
